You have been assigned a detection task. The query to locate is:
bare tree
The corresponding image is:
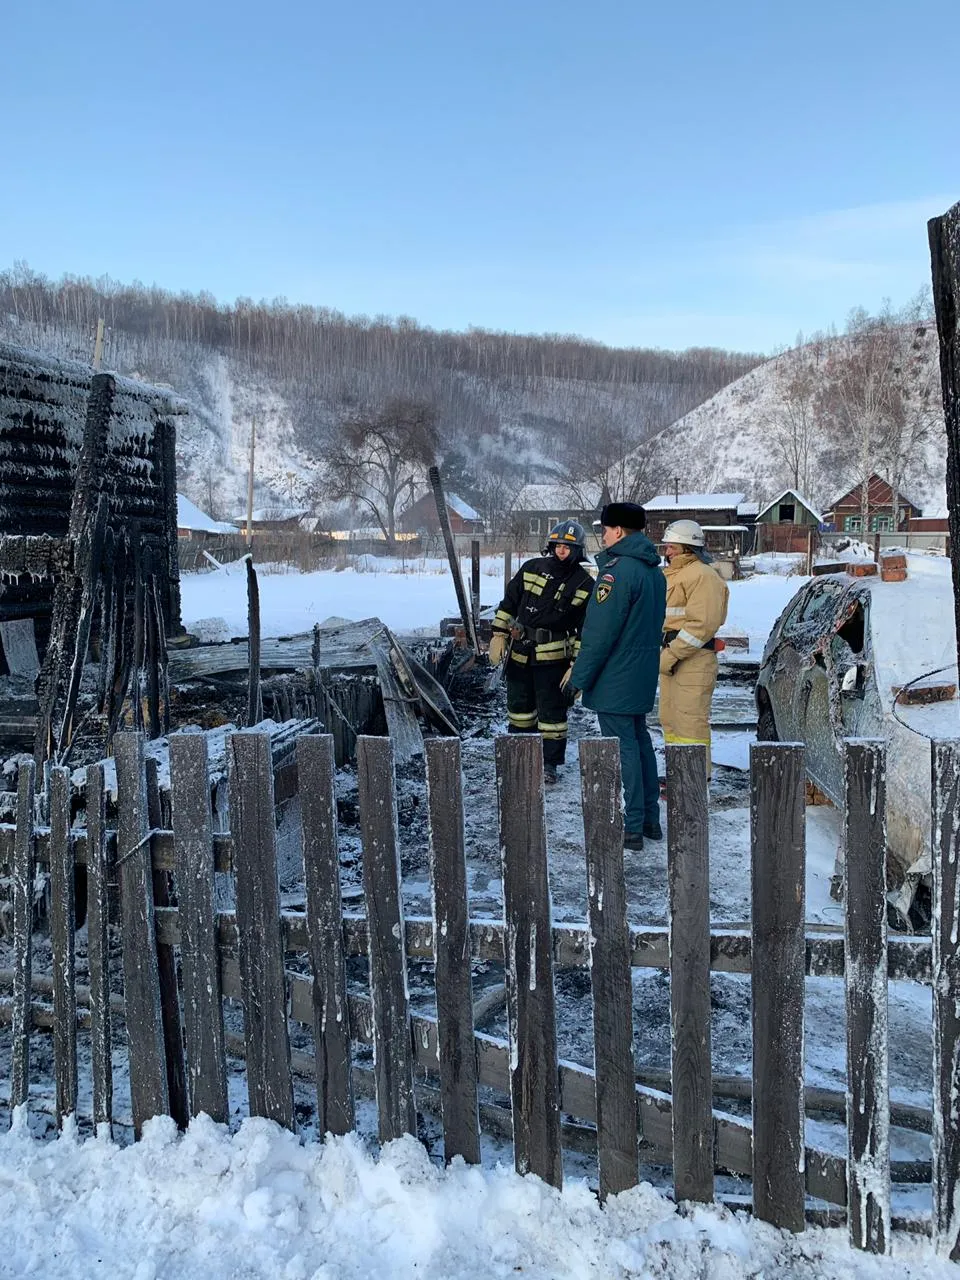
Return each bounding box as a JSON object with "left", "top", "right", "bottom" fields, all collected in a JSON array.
[
  {"left": 770, "top": 337, "right": 826, "bottom": 495},
  {"left": 321, "top": 398, "right": 440, "bottom": 546}
]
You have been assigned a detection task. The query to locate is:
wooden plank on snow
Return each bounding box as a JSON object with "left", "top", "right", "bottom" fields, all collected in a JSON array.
[
  {"left": 426, "top": 737, "right": 480, "bottom": 1165},
  {"left": 666, "top": 742, "right": 713, "bottom": 1204},
  {"left": 843, "top": 740, "right": 890, "bottom": 1254},
  {"left": 932, "top": 739, "right": 960, "bottom": 1260},
  {"left": 357, "top": 735, "right": 417, "bottom": 1141},
  {"left": 170, "top": 733, "right": 228, "bottom": 1124},
  {"left": 750, "top": 742, "right": 806, "bottom": 1232},
  {"left": 580, "top": 737, "right": 636, "bottom": 1201},
  {"left": 115, "top": 731, "right": 170, "bottom": 1136},
  {"left": 10, "top": 759, "right": 35, "bottom": 1114},
  {"left": 298, "top": 733, "right": 354, "bottom": 1136},
  {"left": 86, "top": 762, "right": 113, "bottom": 1133},
  {"left": 49, "top": 765, "right": 77, "bottom": 1126},
  {"left": 228, "top": 731, "right": 295, "bottom": 1129},
  {"left": 497, "top": 733, "right": 562, "bottom": 1188}
]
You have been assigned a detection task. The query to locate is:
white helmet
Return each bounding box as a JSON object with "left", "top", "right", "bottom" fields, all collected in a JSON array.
[{"left": 662, "top": 519, "right": 706, "bottom": 548}]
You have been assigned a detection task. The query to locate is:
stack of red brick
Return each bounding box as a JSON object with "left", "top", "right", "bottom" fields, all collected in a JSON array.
[{"left": 879, "top": 551, "right": 908, "bottom": 583}]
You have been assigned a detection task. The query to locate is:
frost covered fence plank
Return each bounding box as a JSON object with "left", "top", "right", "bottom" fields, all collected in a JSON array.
[
  {"left": 843, "top": 740, "right": 890, "bottom": 1254},
  {"left": 497, "top": 733, "right": 563, "bottom": 1189},
  {"left": 10, "top": 759, "right": 35, "bottom": 1115},
  {"left": 426, "top": 737, "right": 480, "bottom": 1165},
  {"left": 145, "top": 756, "right": 188, "bottom": 1131},
  {"left": 170, "top": 733, "right": 228, "bottom": 1125},
  {"left": 86, "top": 763, "right": 113, "bottom": 1133},
  {"left": 580, "top": 737, "right": 636, "bottom": 1201},
  {"left": 115, "top": 732, "right": 170, "bottom": 1137},
  {"left": 298, "top": 733, "right": 354, "bottom": 1137},
  {"left": 666, "top": 743, "right": 713, "bottom": 1204},
  {"left": 228, "top": 731, "right": 295, "bottom": 1129},
  {"left": 750, "top": 742, "right": 806, "bottom": 1232},
  {"left": 932, "top": 740, "right": 960, "bottom": 1259},
  {"left": 357, "top": 735, "right": 417, "bottom": 1142},
  {"left": 48, "top": 765, "right": 77, "bottom": 1126}
]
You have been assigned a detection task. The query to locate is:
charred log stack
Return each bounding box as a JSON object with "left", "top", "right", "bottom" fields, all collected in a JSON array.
[{"left": 0, "top": 341, "right": 186, "bottom": 765}]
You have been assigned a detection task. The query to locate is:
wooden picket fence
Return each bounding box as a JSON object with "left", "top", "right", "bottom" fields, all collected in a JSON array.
[{"left": 2, "top": 729, "right": 960, "bottom": 1259}]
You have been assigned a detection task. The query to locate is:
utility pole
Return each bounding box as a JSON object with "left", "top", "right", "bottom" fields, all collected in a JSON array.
[
  {"left": 245, "top": 416, "right": 256, "bottom": 550},
  {"left": 92, "top": 318, "right": 105, "bottom": 370}
]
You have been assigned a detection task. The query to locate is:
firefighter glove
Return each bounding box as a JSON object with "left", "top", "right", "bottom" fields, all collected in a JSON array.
[
  {"left": 488, "top": 632, "right": 508, "bottom": 666},
  {"left": 659, "top": 649, "right": 678, "bottom": 677}
]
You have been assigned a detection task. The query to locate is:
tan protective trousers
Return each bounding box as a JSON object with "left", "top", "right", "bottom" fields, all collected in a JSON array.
[{"left": 658, "top": 650, "right": 718, "bottom": 775}]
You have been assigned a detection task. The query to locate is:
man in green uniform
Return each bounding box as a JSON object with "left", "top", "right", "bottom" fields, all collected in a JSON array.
[
  {"left": 568, "top": 502, "right": 666, "bottom": 849},
  {"left": 488, "top": 520, "right": 594, "bottom": 783}
]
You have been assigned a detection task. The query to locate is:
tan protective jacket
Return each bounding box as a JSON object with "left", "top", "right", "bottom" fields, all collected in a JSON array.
[{"left": 661, "top": 551, "right": 729, "bottom": 669}]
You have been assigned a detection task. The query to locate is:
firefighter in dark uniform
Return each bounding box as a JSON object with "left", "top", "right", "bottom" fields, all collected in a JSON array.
[{"left": 487, "top": 521, "right": 594, "bottom": 783}]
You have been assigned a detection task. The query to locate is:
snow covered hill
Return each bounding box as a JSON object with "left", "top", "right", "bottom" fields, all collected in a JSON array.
[{"left": 642, "top": 324, "right": 947, "bottom": 516}]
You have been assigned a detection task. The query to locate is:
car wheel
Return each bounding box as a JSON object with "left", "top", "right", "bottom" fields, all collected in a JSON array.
[{"left": 757, "top": 692, "right": 779, "bottom": 742}]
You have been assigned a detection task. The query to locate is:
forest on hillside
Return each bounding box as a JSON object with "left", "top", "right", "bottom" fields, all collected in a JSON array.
[{"left": 0, "top": 263, "right": 763, "bottom": 529}]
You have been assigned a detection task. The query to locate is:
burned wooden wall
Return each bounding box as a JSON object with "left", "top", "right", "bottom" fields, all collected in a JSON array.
[{"left": 0, "top": 341, "right": 184, "bottom": 667}]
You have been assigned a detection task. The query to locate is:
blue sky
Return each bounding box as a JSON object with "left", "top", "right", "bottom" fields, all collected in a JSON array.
[{"left": 2, "top": 0, "right": 955, "bottom": 353}]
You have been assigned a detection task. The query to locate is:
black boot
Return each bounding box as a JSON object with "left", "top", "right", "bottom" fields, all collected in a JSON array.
[
  {"left": 643, "top": 819, "right": 663, "bottom": 841},
  {"left": 623, "top": 830, "right": 644, "bottom": 851}
]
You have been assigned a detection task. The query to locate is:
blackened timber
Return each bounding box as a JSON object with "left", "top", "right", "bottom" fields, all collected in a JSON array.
[
  {"left": 246, "top": 556, "right": 262, "bottom": 727},
  {"left": 357, "top": 735, "right": 417, "bottom": 1141},
  {"left": 10, "top": 759, "right": 35, "bottom": 1112},
  {"left": 86, "top": 763, "right": 113, "bottom": 1133},
  {"left": 145, "top": 757, "right": 188, "bottom": 1130},
  {"left": 426, "top": 737, "right": 480, "bottom": 1165},
  {"left": 227, "top": 731, "right": 295, "bottom": 1129},
  {"left": 932, "top": 740, "right": 960, "bottom": 1259},
  {"left": 169, "top": 733, "right": 228, "bottom": 1124},
  {"left": 115, "top": 732, "right": 170, "bottom": 1136},
  {"left": 429, "top": 466, "right": 478, "bottom": 651},
  {"left": 666, "top": 743, "right": 713, "bottom": 1204},
  {"left": 48, "top": 766, "right": 77, "bottom": 1125},
  {"left": 580, "top": 737, "right": 636, "bottom": 1201},
  {"left": 843, "top": 741, "right": 890, "bottom": 1253},
  {"left": 497, "top": 733, "right": 562, "bottom": 1188},
  {"left": 298, "top": 734, "right": 354, "bottom": 1136},
  {"left": 928, "top": 202, "right": 960, "bottom": 678},
  {"left": 750, "top": 742, "right": 806, "bottom": 1232}
]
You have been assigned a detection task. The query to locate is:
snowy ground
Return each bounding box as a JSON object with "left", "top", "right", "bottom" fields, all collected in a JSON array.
[{"left": 3, "top": 557, "right": 947, "bottom": 1275}]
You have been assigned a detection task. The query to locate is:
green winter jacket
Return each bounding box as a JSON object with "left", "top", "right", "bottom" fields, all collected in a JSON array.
[{"left": 571, "top": 531, "right": 666, "bottom": 715}]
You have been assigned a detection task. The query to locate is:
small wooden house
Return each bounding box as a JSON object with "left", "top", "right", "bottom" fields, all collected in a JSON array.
[
  {"left": 754, "top": 489, "right": 822, "bottom": 553},
  {"left": 512, "top": 483, "right": 603, "bottom": 542},
  {"left": 176, "top": 494, "right": 237, "bottom": 539},
  {"left": 643, "top": 492, "right": 755, "bottom": 556},
  {"left": 823, "top": 477, "right": 921, "bottom": 534},
  {"left": 399, "top": 491, "right": 483, "bottom": 535}
]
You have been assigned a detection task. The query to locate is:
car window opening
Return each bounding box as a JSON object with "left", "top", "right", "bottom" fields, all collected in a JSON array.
[{"left": 836, "top": 603, "right": 865, "bottom": 655}]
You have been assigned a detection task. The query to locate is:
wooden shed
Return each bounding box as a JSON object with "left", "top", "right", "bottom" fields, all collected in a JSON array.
[
  {"left": 754, "top": 489, "right": 822, "bottom": 553},
  {"left": 399, "top": 491, "right": 483, "bottom": 535},
  {"left": 643, "top": 492, "right": 755, "bottom": 556}
]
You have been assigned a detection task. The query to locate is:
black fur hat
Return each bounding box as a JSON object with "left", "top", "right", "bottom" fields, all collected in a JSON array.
[{"left": 599, "top": 501, "right": 646, "bottom": 531}]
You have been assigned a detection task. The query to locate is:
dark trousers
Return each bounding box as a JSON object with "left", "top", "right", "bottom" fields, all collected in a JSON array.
[
  {"left": 506, "top": 662, "right": 569, "bottom": 766},
  {"left": 596, "top": 712, "right": 660, "bottom": 833}
]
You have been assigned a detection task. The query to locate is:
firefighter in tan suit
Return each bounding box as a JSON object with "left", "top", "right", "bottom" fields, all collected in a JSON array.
[{"left": 658, "top": 520, "right": 729, "bottom": 775}]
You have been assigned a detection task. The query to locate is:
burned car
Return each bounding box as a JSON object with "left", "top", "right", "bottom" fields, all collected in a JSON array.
[{"left": 756, "top": 557, "right": 958, "bottom": 928}]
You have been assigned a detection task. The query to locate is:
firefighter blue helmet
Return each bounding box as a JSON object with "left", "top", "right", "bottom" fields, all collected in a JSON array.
[{"left": 545, "top": 519, "right": 586, "bottom": 559}]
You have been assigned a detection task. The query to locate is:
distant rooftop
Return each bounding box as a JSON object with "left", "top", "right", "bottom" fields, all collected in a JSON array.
[
  {"left": 176, "top": 494, "right": 237, "bottom": 534},
  {"left": 644, "top": 492, "right": 746, "bottom": 512}
]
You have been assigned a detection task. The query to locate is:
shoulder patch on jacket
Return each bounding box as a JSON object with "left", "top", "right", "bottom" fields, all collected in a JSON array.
[
  {"left": 596, "top": 582, "right": 612, "bottom": 603},
  {"left": 600, "top": 573, "right": 615, "bottom": 583}
]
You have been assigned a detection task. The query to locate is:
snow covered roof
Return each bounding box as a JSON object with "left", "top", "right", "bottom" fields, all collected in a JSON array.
[
  {"left": 445, "top": 493, "right": 481, "bottom": 522},
  {"left": 755, "top": 490, "right": 823, "bottom": 523},
  {"left": 736, "top": 501, "right": 760, "bottom": 517},
  {"left": 644, "top": 492, "right": 745, "bottom": 512},
  {"left": 514, "top": 483, "right": 602, "bottom": 511},
  {"left": 176, "top": 494, "right": 237, "bottom": 534}
]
